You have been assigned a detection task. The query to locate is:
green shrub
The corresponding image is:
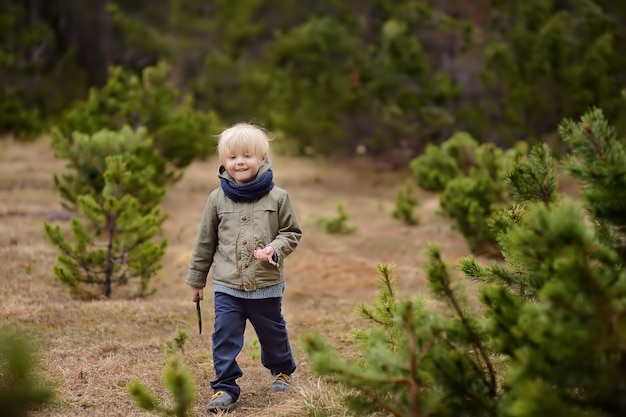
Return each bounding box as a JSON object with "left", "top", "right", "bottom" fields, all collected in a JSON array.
[
  {"left": 0, "top": 330, "right": 54, "bottom": 416},
  {"left": 128, "top": 330, "right": 196, "bottom": 417},
  {"left": 409, "top": 144, "right": 460, "bottom": 191},
  {"left": 439, "top": 143, "right": 508, "bottom": 255},
  {"left": 45, "top": 154, "right": 167, "bottom": 299},
  {"left": 441, "top": 131, "right": 480, "bottom": 173},
  {"left": 409, "top": 131, "right": 479, "bottom": 192},
  {"left": 324, "top": 203, "right": 356, "bottom": 235},
  {"left": 303, "top": 261, "right": 498, "bottom": 417},
  {"left": 392, "top": 181, "right": 421, "bottom": 225},
  {"left": 60, "top": 62, "right": 221, "bottom": 177},
  {"left": 440, "top": 172, "right": 504, "bottom": 255},
  {"left": 52, "top": 127, "right": 166, "bottom": 214},
  {"left": 0, "top": 94, "right": 42, "bottom": 140}
]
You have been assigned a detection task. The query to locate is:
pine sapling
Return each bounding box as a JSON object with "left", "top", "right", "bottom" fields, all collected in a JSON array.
[
  {"left": 51, "top": 126, "right": 166, "bottom": 215},
  {"left": 430, "top": 138, "right": 511, "bottom": 256},
  {"left": 60, "top": 61, "right": 220, "bottom": 176},
  {"left": 0, "top": 330, "right": 54, "bottom": 416},
  {"left": 460, "top": 142, "right": 560, "bottom": 300},
  {"left": 392, "top": 181, "right": 421, "bottom": 226},
  {"left": 165, "top": 330, "right": 188, "bottom": 355},
  {"left": 460, "top": 99, "right": 626, "bottom": 415},
  {"left": 324, "top": 203, "right": 356, "bottom": 235},
  {"left": 128, "top": 330, "right": 196, "bottom": 417},
  {"left": 303, "top": 262, "right": 501, "bottom": 417},
  {"left": 409, "top": 131, "right": 479, "bottom": 192},
  {"left": 45, "top": 154, "right": 167, "bottom": 298},
  {"left": 409, "top": 143, "right": 461, "bottom": 192}
]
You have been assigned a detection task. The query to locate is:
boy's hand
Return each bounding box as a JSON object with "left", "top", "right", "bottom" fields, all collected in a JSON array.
[
  {"left": 253, "top": 245, "right": 275, "bottom": 262},
  {"left": 190, "top": 286, "right": 204, "bottom": 302}
]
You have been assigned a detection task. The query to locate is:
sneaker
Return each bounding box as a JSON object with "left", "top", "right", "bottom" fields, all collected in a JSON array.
[
  {"left": 207, "top": 391, "right": 236, "bottom": 413},
  {"left": 269, "top": 372, "right": 292, "bottom": 393}
]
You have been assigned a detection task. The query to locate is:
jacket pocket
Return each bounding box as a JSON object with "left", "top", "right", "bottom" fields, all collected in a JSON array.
[{"left": 253, "top": 201, "right": 279, "bottom": 243}]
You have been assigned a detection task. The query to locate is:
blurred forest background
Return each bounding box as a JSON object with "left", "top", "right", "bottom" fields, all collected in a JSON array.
[{"left": 3, "top": 0, "right": 626, "bottom": 161}]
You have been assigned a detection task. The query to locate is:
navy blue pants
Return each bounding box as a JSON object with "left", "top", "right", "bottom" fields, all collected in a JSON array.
[{"left": 210, "top": 292, "right": 296, "bottom": 400}]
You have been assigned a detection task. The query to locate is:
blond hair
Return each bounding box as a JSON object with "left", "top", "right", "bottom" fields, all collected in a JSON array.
[{"left": 217, "top": 123, "right": 270, "bottom": 164}]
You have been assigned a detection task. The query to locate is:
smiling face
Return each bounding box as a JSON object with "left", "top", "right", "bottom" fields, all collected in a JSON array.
[
  {"left": 223, "top": 149, "right": 266, "bottom": 184},
  {"left": 217, "top": 123, "right": 270, "bottom": 184}
]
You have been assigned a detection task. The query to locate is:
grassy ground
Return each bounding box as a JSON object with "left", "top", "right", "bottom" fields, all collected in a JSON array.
[{"left": 1, "top": 136, "right": 483, "bottom": 416}]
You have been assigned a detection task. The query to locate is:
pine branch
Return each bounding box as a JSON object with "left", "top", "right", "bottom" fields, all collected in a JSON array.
[
  {"left": 54, "top": 241, "right": 106, "bottom": 284},
  {"left": 428, "top": 248, "right": 498, "bottom": 395},
  {"left": 358, "top": 264, "right": 399, "bottom": 327},
  {"left": 507, "top": 143, "right": 557, "bottom": 206},
  {"left": 432, "top": 356, "right": 497, "bottom": 415},
  {"left": 583, "top": 277, "right": 613, "bottom": 333},
  {"left": 404, "top": 301, "right": 437, "bottom": 416},
  {"left": 548, "top": 257, "right": 616, "bottom": 337},
  {"left": 583, "top": 123, "right": 608, "bottom": 162},
  {"left": 104, "top": 212, "right": 117, "bottom": 298},
  {"left": 358, "top": 309, "right": 387, "bottom": 327},
  {"left": 359, "top": 386, "right": 408, "bottom": 417}
]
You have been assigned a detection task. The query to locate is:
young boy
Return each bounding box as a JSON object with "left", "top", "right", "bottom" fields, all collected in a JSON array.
[{"left": 185, "top": 123, "right": 302, "bottom": 412}]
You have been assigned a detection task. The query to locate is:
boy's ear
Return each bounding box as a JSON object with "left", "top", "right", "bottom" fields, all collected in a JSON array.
[{"left": 260, "top": 153, "right": 267, "bottom": 164}]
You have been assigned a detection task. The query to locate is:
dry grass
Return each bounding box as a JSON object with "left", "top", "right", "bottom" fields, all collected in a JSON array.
[{"left": 0, "top": 136, "right": 480, "bottom": 416}]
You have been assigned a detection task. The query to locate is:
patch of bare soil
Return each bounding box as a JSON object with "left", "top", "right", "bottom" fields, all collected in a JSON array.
[{"left": 0, "top": 137, "right": 479, "bottom": 416}]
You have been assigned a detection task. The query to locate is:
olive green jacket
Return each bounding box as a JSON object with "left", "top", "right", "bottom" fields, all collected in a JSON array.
[{"left": 185, "top": 159, "right": 302, "bottom": 291}]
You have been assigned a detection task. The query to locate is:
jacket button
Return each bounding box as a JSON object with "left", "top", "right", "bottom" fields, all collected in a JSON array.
[
  {"left": 244, "top": 263, "right": 249, "bottom": 268},
  {"left": 241, "top": 215, "right": 247, "bottom": 221},
  {"left": 242, "top": 240, "right": 247, "bottom": 245}
]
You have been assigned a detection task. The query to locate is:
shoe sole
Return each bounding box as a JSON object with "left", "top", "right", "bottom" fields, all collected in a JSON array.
[
  {"left": 208, "top": 403, "right": 236, "bottom": 413},
  {"left": 270, "top": 383, "right": 291, "bottom": 393}
]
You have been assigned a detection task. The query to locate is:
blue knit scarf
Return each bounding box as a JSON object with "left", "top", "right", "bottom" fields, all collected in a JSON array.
[{"left": 220, "top": 168, "right": 275, "bottom": 202}]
